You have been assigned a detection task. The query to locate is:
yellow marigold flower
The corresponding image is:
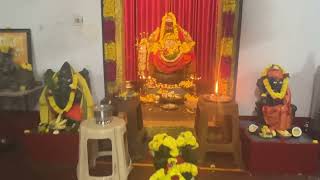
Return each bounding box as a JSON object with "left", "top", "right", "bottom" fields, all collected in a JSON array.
[
  {"left": 170, "top": 148, "right": 179, "bottom": 157},
  {"left": 163, "top": 136, "right": 177, "bottom": 149},
  {"left": 187, "top": 136, "right": 196, "bottom": 145},
  {"left": 176, "top": 136, "right": 186, "bottom": 147},
  {"left": 149, "top": 168, "right": 166, "bottom": 180},
  {"left": 103, "top": 0, "right": 115, "bottom": 18},
  {"left": 168, "top": 158, "right": 177, "bottom": 165},
  {"left": 148, "top": 141, "right": 155, "bottom": 151},
  {"left": 223, "top": 1, "right": 236, "bottom": 13},
  {"left": 183, "top": 131, "right": 193, "bottom": 138},
  {"left": 166, "top": 166, "right": 186, "bottom": 180},
  {"left": 149, "top": 133, "right": 169, "bottom": 151},
  {"left": 154, "top": 133, "right": 168, "bottom": 141},
  {"left": 178, "top": 163, "right": 187, "bottom": 172},
  {"left": 104, "top": 42, "right": 116, "bottom": 60},
  {"left": 221, "top": 37, "right": 233, "bottom": 57},
  {"left": 191, "top": 164, "right": 198, "bottom": 176},
  {"left": 192, "top": 142, "right": 199, "bottom": 150}
]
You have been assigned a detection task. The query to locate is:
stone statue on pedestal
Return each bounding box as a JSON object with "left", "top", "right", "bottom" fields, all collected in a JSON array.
[{"left": 256, "top": 64, "right": 297, "bottom": 137}]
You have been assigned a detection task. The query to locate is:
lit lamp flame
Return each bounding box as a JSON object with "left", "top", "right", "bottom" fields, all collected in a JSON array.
[{"left": 215, "top": 81, "right": 219, "bottom": 96}]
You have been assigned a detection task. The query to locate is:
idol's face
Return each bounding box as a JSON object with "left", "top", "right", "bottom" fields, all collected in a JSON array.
[
  {"left": 165, "top": 22, "right": 174, "bottom": 32},
  {"left": 57, "top": 70, "right": 72, "bottom": 90},
  {"left": 268, "top": 77, "right": 283, "bottom": 93},
  {"left": 57, "top": 62, "right": 73, "bottom": 89}
]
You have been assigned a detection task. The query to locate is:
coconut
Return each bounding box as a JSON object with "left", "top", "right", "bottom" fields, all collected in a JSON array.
[{"left": 291, "top": 127, "right": 302, "bottom": 137}]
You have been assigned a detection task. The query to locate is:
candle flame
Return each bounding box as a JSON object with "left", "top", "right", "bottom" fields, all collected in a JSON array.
[{"left": 215, "top": 81, "right": 219, "bottom": 95}]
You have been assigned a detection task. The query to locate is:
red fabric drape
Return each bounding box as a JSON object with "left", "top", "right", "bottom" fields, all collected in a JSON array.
[{"left": 124, "top": 0, "right": 218, "bottom": 81}]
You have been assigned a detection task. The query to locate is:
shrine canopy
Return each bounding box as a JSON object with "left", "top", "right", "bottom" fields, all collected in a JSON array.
[{"left": 124, "top": 0, "right": 219, "bottom": 82}]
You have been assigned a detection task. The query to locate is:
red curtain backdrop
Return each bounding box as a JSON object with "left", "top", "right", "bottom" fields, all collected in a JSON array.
[{"left": 124, "top": 0, "right": 218, "bottom": 81}]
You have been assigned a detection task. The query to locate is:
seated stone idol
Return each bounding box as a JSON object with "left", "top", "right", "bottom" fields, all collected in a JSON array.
[
  {"left": 137, "top": 12, "right": 195, "bottom": 83},
  {"left": 39, "top": 62, "right": 94, "bottom": 133},
  {"left": 256, "top": 64, "right": 297, "bottom": 137}
]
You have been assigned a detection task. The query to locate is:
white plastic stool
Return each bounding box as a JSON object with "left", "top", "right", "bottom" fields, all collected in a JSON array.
[
  {"left": 77, "top": 117, "right": 132, "bottom": 180},
  {"left": 115, "top": 118, "right": 132, "bottom": 180}
]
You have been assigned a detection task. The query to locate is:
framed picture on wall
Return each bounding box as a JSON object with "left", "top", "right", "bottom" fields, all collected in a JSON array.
[{"left": 0, "top": 29, "right": 32, "bottom": 65}]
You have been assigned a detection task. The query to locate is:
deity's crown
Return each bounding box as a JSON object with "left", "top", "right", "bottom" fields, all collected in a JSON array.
[
  {"left": 270, "top": 64, "right": 281, "bottom": 70},
  {"left": 165, "top": 15, "right": 174, "bottom": 22},
  {"left": 163, "top": 12, "right": 176, "bottom": 23},
  {"left": 261, "top": 64, "right": 287, "bottom": 77}
]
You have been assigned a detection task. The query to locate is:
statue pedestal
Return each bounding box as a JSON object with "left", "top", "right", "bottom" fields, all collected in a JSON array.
[{"left": 240, "top": 120, "right": 319, "bottom": 174}]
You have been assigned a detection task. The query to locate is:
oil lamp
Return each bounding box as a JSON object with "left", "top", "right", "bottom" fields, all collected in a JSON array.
[{"left": 204, "top": 80, "right": 232, "bottom": 103}]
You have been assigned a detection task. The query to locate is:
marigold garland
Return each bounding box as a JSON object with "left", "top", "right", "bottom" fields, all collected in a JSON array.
[
  {"left": 263, "top": 77, "right": 289, "bottom": 100},
  {"left": 103, "top": 0, "right": 115, "bottom": 18},
  {"left": 104, "top": 42, "right": 116, "bottom": 60},
  {"left": 221, "top": 37, "right": 233, "bottom": 57},
  {"left": 47, "top": 71, "right": 78, "bottom": 114},
  {"left": 223, "top": 0, "right": 236, "bottom": 12}
]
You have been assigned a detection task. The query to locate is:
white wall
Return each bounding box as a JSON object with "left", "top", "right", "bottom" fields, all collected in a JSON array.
[
  {"left": 1, "top": 0, "right": 320, "bottom": 116},
  {"left": 0, "top": 0, "right": 105, "bottom": 102},
  {"left": 237, "top": 0, "right": 320, "bottom": 116}
]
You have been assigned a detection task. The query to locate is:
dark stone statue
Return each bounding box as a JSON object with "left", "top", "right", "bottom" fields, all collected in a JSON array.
[
  {"left": 44, "top": 62, "right": 90, "bottom": 122},
  {"left": 255, "top": 65, "right": 297, "bottom": 136}
]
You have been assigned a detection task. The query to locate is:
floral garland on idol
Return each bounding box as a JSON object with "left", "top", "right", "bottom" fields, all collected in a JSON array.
[
  {"left": 47, "top": 70, "right": 78, "bottom": 114},
  {"left": 38, "top": 64, "right": 94, "bottom": 134},
  {"left": 148, "top": 131, "right": 199, "bottom": 180},
  {"left": 261, "top": 64, "right": 289, "bottom": 99}
]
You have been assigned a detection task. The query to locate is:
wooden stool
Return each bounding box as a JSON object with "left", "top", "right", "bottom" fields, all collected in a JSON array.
[
  {"left": 195, "top": 96, "right": 242, "bottom": 166},
  {"left": 77, "top": 117, "right": 132, "bottom": 180}
]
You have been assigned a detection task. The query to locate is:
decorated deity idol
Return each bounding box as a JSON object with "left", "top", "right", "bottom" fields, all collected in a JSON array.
[
  {"left": 39, "top": 62, "right": 94, "bottom": 133},
  {"left": 256, "top": 64, "right": 297, "bottom": 137},
  {"left": 138, "top": 12, "right": 195, "bottom": 75}
]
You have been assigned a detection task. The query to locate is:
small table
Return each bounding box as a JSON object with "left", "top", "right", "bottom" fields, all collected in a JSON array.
[
  {"left": 240, "top": 120, "right": 319, "bottom": 174},
  {"left": 0, "top": 85, "right": 43, "bottom": 111},
  {"left": 196, "top": 96, "right": 241, "bottom": 165}
]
